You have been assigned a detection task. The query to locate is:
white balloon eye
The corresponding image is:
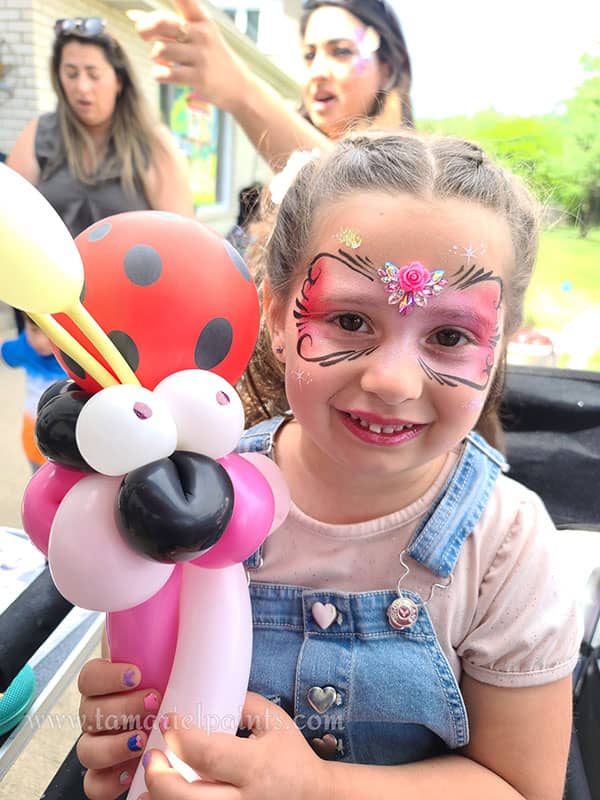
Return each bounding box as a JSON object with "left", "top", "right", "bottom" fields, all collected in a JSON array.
[
  {"left": 154, "top": 370, "right": 245, "bottom": 459},
  {"left": 76, "top": 385, "right": 178, "bottom": 476}
]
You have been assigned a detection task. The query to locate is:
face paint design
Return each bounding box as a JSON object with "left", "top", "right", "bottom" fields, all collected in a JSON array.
[
  {"left": 417, "top": 264, "right": 503, "bottom": 391},
  {"left": 448, "top": 243, "right": 487, "bottom": 264},
  {"left": 293, "top": 250, "right": 379, "bottom": 367},
  {"left": 292, "top": 367, "right": 313, "bottom": 386},
  {"left": 335, "top": 228, "right": 362, "bottom": 249},
  {"left": 377, "top": 260, "right": 448, "bottom": 315}
]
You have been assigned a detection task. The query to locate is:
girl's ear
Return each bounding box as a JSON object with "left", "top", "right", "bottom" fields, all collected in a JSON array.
[{"left": 263, "top": 278, "right": 286, "bottom": 362}]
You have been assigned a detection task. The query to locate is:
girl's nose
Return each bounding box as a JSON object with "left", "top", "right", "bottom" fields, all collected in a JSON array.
[{"left": 359, "top": 352, "right": 424, "bottom": 406}]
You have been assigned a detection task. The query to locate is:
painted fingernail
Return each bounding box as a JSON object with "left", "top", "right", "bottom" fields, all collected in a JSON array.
[
  {"left": 143, "top": 751, "right": 152, "bottom": 769},
  {"left": 158, "top": 714, "right": 170, "bottom": 734},
  {"left": 119, "top": 770, "right": 132, "bottom": 786},
  {"left": 127, "top": 734, "right": 144, "bottom": 752},
  {"left": 143, "top": 692, "right": 159, "bottom": 712},
  {"left": 122, "top": 668, "right": 139, "bottom": 688}
]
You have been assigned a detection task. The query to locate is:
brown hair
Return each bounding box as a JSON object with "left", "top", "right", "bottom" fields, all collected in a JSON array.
[
  {"left": 299, "top": 0, "right": 413, "bottom": 128},
  {"left": 48, "top": 30, "right": 163, "bottom": 199},
  {"left": 240, "top": 132, "right": 539, "bottom": 450}
]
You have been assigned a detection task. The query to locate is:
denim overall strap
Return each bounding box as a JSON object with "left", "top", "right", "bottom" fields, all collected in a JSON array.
[
  {"left": 236, "top": 415, "right": 286, "bottom": 456},
  {"left": 407, "top": 432, "right": 507, "bottom": 578},
  {"left": 238, "top": 416, "right": 286, "bottom": 568}
]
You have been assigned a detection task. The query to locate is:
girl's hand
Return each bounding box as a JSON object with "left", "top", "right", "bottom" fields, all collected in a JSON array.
[
  {"left": 140, "top": 691, "right": 334, "bottom": 800},
  {"left": 135, "top": 0, "right": 249, "bottom": 114},
  {"left": 76, "top": 658, "right": 162, "bottom": 800}
]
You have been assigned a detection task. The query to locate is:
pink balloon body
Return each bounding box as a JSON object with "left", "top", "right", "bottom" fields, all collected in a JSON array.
[
  {"left": 191, "top": 453, "right": 276, "bottom": 568},
  {"left": 21, "top": 461, "right": 87, "bottom": 556},
  {"left": 239, "top": 452, "right": 291, "bottom": 534},
  {"left": 107, "top": 566, "right": 182, "bottom": 697},
  {"left": 127, "top": 562, "right": 252, "bottom": 798}
]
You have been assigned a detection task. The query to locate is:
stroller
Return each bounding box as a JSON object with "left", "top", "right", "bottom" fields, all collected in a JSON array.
[{"left": 0, "top": 363, "right": 599, "bottom": 799}]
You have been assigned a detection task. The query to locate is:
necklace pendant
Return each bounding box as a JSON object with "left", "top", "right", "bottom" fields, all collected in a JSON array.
[{"left": 387, "top": 595, "right": 419, "bottom": 630}]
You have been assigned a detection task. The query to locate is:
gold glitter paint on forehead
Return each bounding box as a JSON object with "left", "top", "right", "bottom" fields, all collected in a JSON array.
[{"left": 335, "top": 228, "right": 362, "bottom": 249}]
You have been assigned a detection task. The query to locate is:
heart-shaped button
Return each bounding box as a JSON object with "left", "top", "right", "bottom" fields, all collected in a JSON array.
[
  {"left": 310, "top": 733, "right": 338, "bottom": 759},
  {"left": 311, "top": 602, "right": 337, "bottom": 629},
  {"left": 307, "top": 685, "right": 337, "bottom": 713}
]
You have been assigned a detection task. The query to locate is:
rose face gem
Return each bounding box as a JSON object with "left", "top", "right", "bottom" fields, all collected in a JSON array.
[{"left": 377, "top": 260, "right": 447, "bottom": 315}]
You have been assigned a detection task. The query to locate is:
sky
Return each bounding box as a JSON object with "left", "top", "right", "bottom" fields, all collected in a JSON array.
[{"left": 391, "top": 1, "right": 600, "bottom": 119}]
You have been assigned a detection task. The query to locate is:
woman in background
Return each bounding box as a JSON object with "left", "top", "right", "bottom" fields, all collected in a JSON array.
[{"left": 7, "top": 16, "right": 194, "bottom": 236}]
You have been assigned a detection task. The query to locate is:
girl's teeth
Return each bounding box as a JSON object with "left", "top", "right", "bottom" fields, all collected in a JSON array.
[{"left": 348, "top": 413, "right": 415, "bottom": 434}]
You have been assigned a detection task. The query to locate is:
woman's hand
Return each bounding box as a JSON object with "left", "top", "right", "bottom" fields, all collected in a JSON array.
[
  {"left": 135, "top": 0, "right": 249, "bottom": 114},
  {"left": 77, "top": 658, "right": 162, "bottom": 800},
  {"left": 139, "top": 691, "right": 333, "bottom": 800}
]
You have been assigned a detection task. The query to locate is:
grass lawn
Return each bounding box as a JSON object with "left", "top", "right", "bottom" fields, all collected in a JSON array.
[{"left": 523, "top": 226, "right": 600, "bottom": 369}]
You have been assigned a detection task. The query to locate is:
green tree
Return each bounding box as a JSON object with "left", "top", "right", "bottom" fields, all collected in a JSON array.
[{"left": 559, "top": 55, "right": 600, "bottom": 236}]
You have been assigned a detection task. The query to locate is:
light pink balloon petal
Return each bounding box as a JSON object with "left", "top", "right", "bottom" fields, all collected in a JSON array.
[
  {"left": 239, "top": 452, "right": 290, "bottom": 533},
  {"left": 49, "top": 474, "right": 174, "bottom": 611}
]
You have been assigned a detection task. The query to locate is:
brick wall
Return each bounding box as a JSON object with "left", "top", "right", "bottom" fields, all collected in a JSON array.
[{"left": 0, "top": 0, "right": 161, "bottom": 157}]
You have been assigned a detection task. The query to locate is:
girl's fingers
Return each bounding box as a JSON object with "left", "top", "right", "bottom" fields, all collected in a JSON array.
[
  {"left": 78, "top": 658, "right": 141, "bottom": 697},
  {"left": 77, "top": 729, "right": 147, "bottom": 770},
  {"left": 144, "top": 748, "right": 239, "bottom": 799},
  {"left": 79, "top": 687, "right": 161, "bottom": 733},
  {"left": 135, "top": 12, "right": 187, "bottom": 41},
  {"left": 82, "top": 758, "right": 140, "bottom": 800},
  {"left": 158, "top": 717, "right": 248, "bottom": 786},
  {"left": 240, "top": 691, "right": 291, "bottom": 735}
]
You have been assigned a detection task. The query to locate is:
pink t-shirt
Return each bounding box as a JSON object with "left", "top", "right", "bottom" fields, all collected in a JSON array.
[{"left": 251, "top": 448, "right": 581, "bottom": 688}]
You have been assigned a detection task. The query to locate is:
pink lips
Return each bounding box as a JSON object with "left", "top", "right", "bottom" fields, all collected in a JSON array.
[{"left": 338, "top": 410, "right": 426, "bottom": 447}]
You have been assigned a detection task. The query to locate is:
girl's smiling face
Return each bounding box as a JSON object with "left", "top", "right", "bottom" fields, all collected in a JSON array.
[{"left": 268, "top": 191, "right": 514, "bottom": 486}]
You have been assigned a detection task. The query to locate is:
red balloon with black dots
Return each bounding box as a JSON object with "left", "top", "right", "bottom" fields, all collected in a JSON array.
[{"left": 53, "top": 211, "right": 260, "bottom": 392}]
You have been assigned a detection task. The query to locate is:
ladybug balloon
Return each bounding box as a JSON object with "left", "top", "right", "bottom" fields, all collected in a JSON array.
[{"left": 54, "top": 211, "right": 260, "bottom": 391}]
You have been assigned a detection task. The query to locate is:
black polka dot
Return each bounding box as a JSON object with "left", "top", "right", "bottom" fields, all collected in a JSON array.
[
  {"left": 59, "top": 350, "right": 86, "bottom": 380},
  {"left": 108, "top": 330, "right": 140, "bottom": 372},
  {"left": 124, "top": 245, "right": 163, "bottom": 286},
  {"left": 194, "top": 318, "right": 233, "bottom": 370},
  {"left": 223, "top": 240, "right": 251, "bottom": 282},
  {"left": 88, "top": 222, "right": 111, "bottom": 242},
  {"left": 80, "top": 281, "right": 86, "bottom": 303}
]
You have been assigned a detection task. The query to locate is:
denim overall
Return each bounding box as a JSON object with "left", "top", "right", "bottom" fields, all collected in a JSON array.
[{"left": 239, "top": 417, "right": 506, "bottom": 765}]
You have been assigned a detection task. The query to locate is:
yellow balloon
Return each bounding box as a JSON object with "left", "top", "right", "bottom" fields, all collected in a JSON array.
[{"left": 0, "top": 163, "right": 84, "bottom": 313}]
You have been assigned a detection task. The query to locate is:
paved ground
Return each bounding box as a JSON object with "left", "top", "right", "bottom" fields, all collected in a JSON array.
[{"left": 0, "top": 302, "right": 94, "bottom": 799}]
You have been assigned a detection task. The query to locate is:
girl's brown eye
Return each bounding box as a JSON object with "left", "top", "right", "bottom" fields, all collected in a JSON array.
[
  {"left": 435, "top": 329, "right": 463, "bottom": 347},
  {"left": 338, "top": 314, "right": 364, "bottom": 332}
]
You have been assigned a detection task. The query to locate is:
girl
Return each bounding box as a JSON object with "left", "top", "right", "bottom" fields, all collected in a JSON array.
[{"left": 77, "top": 133, "right": 579, "bottom": 800}]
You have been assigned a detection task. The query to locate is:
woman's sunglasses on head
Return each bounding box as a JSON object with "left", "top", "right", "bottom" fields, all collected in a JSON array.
[{"left": 54, "top": 18, "right": 106, "bottom": 38}]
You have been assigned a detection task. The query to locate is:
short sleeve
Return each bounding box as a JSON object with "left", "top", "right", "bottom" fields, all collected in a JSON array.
[
  {"left": 1, "top": 332, "right": 28, "bottom": 368},
  {"left": 458, "top": 489, "right": 582, "bottom": 687}
]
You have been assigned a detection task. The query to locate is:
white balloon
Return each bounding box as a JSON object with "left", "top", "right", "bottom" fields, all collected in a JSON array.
[
  {"left": 154, "top": 370, "right": 245, "bottom": 459},
  {"left": 49, "top": 475, "right": 174, "bottom": 611},
  {"left": 76, "top": 385, "right": 177, "bottom": 476}
]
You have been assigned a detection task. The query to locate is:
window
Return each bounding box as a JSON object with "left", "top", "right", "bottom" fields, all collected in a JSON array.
[{"left": 160, "top": 85, "right": 227, "bottom": 207}]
